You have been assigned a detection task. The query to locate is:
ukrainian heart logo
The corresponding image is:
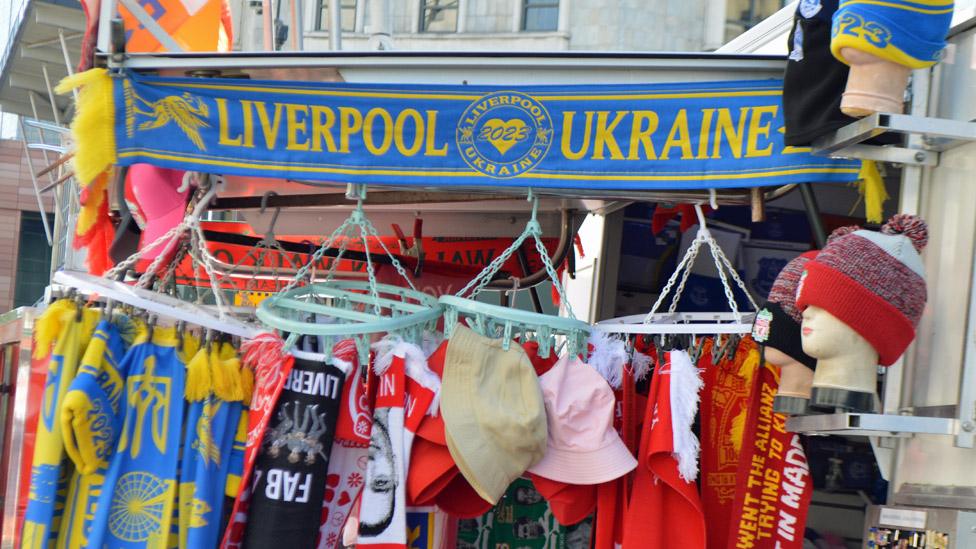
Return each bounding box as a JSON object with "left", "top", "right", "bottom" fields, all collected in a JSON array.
[
  {"left": 456, "top": 91, "right": 553, "bottom": 179},
  {"left": 479, "top": 118, "right": 531, "bottom": 156}
]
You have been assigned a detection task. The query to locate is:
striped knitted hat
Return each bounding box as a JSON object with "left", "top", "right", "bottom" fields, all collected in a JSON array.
[
  {"left": 795, "top": 215, "right": 928, "bottom": 366},
  {"left": 753, "top": 227, "right": 858, "bottom": 369}
]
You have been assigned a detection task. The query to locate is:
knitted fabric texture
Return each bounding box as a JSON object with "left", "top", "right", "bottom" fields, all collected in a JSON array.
[
  {"left": 796, "top": 215, "right": 928, "bottom": 365},
  {"left": 830, "top": 0, "right": 953, "bottom": 69}
]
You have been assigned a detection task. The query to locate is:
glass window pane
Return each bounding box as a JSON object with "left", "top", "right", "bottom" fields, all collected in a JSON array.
[
  {"left": 523, "top": 6, "right": 558, "bottom": 31},
  {"left": 421, "top": 0, "right": 458, "bottom": 32},
  {"left": 316, "top": 0, "right": 357, "bottom": 32}
]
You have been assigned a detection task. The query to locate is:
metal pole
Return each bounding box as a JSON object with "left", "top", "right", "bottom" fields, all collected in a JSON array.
[
  {"left": 290, "top": 0, "right": 304, "bottom": 50},
  {"left": 57, "top": 29, "right": 79, "bottom": 102},
  {"left": 17, "top": 119, "right": 53, "bottom": 245},
  {"left": 40, "top": 66, "right": 61, "bottom": 127},
  {"left": 329, "top": 0, "right": 342, "bottom": 50},
  {"left": 263, "top": 0, "right": 275, "bottom": 50},
  {"left": 96, "top": 0, "right": 117, "bottom": 53},
  {"left": 798, "top": 183, "right": 826, "bottom": 248}
]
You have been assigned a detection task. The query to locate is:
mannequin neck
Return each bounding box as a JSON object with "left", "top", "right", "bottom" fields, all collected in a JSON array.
[{"left": 812, "top": 345, "right": 879, "bottom": 391}]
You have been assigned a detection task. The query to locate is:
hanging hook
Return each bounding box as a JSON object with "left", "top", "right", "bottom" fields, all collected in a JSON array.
[
  {"left": 260, "top": 191, "right": 282, "bottom": 241},
  {"left": 525, "top": 189, "right": 541, "bottom": 235},
  {"left": 709, "top": 188, "right": 718, "bottom": 210}
]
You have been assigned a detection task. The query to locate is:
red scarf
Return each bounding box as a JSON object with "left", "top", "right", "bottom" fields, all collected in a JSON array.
[
  {"left": 221, "top": 334, "right": 297, "bottom": 548},
  {"left": 621, "top": 350, "right": 705, "bottom": 549},
  {"left": 725, "top": 348, "right": 813, "bottom": 549}
]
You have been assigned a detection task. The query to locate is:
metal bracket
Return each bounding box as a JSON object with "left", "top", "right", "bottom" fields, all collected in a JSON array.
[
  {"left": 786, "top": 412, "right": 959, "bottom": 438},
  {"left": 811, "top": 113, "right": 976, "bottom": 167}
]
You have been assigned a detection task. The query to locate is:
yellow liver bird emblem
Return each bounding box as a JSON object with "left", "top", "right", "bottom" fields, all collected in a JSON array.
[
  {"left": 132, "top": 92, "right": 210, "bottom": 151},
  {"left": 192, "top": 398, "right": 221, "bottom": 467}
]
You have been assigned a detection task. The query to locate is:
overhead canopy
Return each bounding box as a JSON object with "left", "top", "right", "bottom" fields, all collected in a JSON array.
[{"left": 0, "top": 0, "right": 84, "bottom": 121}]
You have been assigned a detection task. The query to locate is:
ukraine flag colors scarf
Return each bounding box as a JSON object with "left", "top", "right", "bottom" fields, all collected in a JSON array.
[
  {"left": 178, "top": 342, "right": 247, "bottom": 549},
  {"left": 22, "top": 300, "right": 100, "bottom": 549},
  {"left": 87, "top": 326, "right": 186, "bottom": 549},
  {"left": 831, "top": 0, "right": 952, "bottom": 68},
  {"left": 56, "top": 318, "right": 137, "bottom": 549}
]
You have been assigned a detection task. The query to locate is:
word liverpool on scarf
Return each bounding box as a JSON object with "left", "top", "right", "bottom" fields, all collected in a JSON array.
[{"left": 74, "top": 71, "right": 861, "bottom": 190}]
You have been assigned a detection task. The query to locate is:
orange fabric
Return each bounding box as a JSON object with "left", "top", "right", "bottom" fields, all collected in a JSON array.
[{"left": 119, "top": 0, "right": 231, "bottom": 52}]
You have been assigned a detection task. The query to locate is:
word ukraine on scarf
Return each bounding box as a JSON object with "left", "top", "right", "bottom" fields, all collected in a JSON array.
[{"left": 57, "top": 70, "right": 861, "bottom": 191}]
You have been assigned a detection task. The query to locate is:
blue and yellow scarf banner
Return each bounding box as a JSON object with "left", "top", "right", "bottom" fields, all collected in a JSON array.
[{"left": 58, "top": 69, "right": 860, "bottom": 190}]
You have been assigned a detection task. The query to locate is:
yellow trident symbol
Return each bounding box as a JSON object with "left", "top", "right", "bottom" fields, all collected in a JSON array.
[{"left": 119, "top": 355, "right": 172, "bottom": 458}]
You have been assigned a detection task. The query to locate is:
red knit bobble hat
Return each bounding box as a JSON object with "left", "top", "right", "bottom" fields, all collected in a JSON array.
[{"left": 795, "top": 214, "right": 928, "bottom": 366}]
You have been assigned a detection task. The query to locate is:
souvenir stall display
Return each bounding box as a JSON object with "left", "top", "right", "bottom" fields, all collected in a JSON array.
[{"left": 4, "top": 1, "right": 957, "bottom": 543}]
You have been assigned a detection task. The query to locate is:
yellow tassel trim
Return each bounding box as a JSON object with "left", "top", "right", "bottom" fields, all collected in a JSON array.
[
  {"left": 33, "top": 299, "right": 77, "bottom": 360},
  {"left": 856, "top": 160, "right": 888, "bottom": 224},
  {"left": 185, "top": 348, "right": 212, "bottom": 402},
  {"left": 220, "top": 342, "right": 244, "bottom": 402},
  {"left": 55, "top": 68, "right": 116, "bottom": 187},
  {"left": 240, "top": 365, "right": 254, "bottom": 407},
  {"left": 75, "top": 172, "right": 108, "bottom": 239},
  {"left": 210, "top": 345, "right": 243, "bottom": 402}
]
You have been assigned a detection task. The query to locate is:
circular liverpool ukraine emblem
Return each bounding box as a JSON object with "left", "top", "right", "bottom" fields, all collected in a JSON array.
[{"left": 456, "top": 91, "right": 553, "bottom": 179}]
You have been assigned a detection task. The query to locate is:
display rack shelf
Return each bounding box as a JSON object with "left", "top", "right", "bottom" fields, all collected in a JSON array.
[
  {"left": 787, "top": 412, "right": 959, "bottom": 438},
  {"left": 812, "top": 113, "right": 976, "bottom": 167}
]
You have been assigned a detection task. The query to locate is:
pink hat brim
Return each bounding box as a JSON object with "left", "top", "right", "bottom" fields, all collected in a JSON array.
[
  {"left": 527, "top": 435, "right": 637, "bottom": 485},
  {"left": 140, "top": 203, "right": 188, "bottom": 260}
]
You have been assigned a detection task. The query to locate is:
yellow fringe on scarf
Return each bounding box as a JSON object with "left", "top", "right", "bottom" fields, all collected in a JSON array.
[
  {"left": 856, "top": 160, "right": 888, "bottom": 224},
  {"left": 185, "top": 348, "right": 212, "bottom": 402},
  {"left": 240, "top": 365, "right": 254, "bottom": 407},
  {"left": 33, "top": 299, "right": 76, "bottom": 360},
  {"left": 75, "top": 173, "right": 108, "bottom": 239},
  {"left": 55, "top": 69, "right": 116, "bottom": 187}
]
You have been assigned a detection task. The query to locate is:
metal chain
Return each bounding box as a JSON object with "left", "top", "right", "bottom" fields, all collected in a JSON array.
[
  {"left": 361, "top": 215, "right": 419, "bottom": 292},
  {"left": 667, "top": 237, "right": 703, "bottom": 313},
  {"left": 275, "top": 216, "right": 356, "bottom": 297},
  {"left": 357, "top": 222, "right": 382, "bottom": 315},
  {"left": 644, "top": 233, "right": 704, "bottom": 322},
  {"left": 531, "top": 232, "right": 577, "bottom": 320},
  {"left": 454, "top": 227, "right": 534, "bottom": 299},
  {"left": 714, "top": 243, "right": 759, "bottom": 311}
]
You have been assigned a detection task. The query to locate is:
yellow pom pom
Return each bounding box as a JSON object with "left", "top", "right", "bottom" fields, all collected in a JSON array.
[{"left": 240, "top": 365, "right": 254, "bottom": 407}]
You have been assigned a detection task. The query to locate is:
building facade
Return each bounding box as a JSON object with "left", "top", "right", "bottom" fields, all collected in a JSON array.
[{"left": 231, "top": 0, "right": 777, "bottom": 54}]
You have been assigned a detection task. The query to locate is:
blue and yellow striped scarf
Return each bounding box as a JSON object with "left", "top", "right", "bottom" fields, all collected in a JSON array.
[
  {"left": 21, "top": 301, "right": 100, "bottom": 549},
  {"left": 56, "top": 317, "right": 135, "bottom": 549}
]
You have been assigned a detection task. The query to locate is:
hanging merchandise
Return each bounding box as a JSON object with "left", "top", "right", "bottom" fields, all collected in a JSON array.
[
  {"left": 85, "top": 325, "right": 186, "bottom": 548},
  {"left": 55, "top": 70, "right": 862, "bottom": 191},
  {"left": 622, "top": 349, "right": 706, "bottom": 549},
  {"left": 57, "top": 316, "right": 137, "bottom": 549},
  {"left": 724, "top": 339, "right": 813, "bottom": 549},
  {"left": 752, "top": 226, "right": 859, "bottom": 414},
  {"left": 454, "top": 478, "right": 591, "bottom": 549},
  {"left": 21, "top": 299, "right": 100, "bottom": 548},
  {"left": 795, "top": 214, "right": 928, "bottom": 412},
  {"left": 356, "top": 339, "right": 439, "bottom": 549},
  {"left": 241, "top": 351, "right": 345, "bottom": 548},
  {"left": 178, "top": 340, "right": 247, "bottom": 549},
  {"left": 317, "top": 340, "right": 371, "bottom": 549},
  {"left": 527, "top": 355, "right": 637, "bottom": 484},
  {"left": 698, "top": 336, "right": 760, "bottom": 549}
]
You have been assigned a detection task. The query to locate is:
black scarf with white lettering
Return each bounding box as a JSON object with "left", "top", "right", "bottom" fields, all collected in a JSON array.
[{"left": 243, "top": 357, "right": 344, "bottom": 549}]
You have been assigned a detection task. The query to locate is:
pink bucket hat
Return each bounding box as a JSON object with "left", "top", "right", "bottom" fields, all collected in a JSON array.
[
  {"left": 528, "top": 355, "right": 637, "bottom": 484},
  {"left": 125, "top": 164, "right": 190, "bottom": 260}
]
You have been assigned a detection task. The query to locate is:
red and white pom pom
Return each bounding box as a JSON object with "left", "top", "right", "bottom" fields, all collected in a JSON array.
[
  {"left": 882, "top": 214, "right": 929, "bottom": 252},
  {"left": 826, "top": 225, "right": 860, "bottom": 244}
]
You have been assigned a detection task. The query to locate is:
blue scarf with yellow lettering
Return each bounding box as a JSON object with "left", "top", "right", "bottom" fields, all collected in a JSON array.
[
  {"left": 56, "top": 318, "right": 135, "bottom": 549},
  {"left": 178, "top": 342, "right": 246, "bottom": 549},
  {"left": 22, "top": 301, "right": 100, "bottom": 549},
  {"left": 86, "top": 327, "right": 185, "bottom": 549}
]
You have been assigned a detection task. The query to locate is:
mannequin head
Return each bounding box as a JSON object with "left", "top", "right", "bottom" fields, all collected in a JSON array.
[
  {"left": 765, "top": 346, "right": 814, "bottom": 403},
  {"left": 800, "top": 305, "right": 878, "bottom": 364}
]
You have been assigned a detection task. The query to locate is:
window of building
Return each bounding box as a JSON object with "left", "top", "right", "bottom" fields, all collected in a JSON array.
[
  {"left": 13, "top": 212, "right": 52, "bottom": 308},
  {"left": 522, "top": 0, "right": 559, "bottom": 32},
  {"left": 420, "top": 0, "right": 459, "bottom": 32},
  {"left": 315, "top": 0, "right": 357, "bottom": 32},
  {"left": 725, "top": 0, "right": 787, "bottom": 41}
]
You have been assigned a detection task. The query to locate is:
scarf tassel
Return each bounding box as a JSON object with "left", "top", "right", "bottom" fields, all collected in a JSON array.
[{"left": 55, "top": 68, "right": 116, "bottom": 186}]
